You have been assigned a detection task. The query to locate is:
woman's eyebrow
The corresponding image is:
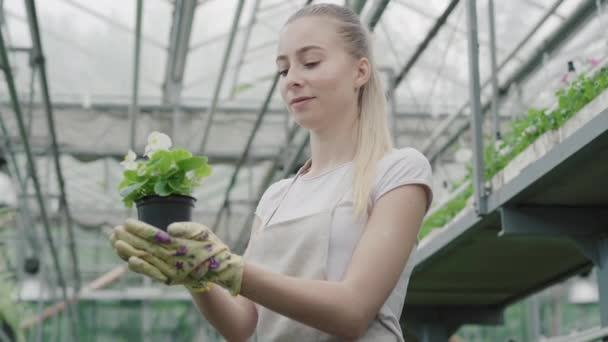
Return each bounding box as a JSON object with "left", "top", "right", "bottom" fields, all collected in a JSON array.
[{"left": 276, "top": 45, "right": 325, "bottom": 63}]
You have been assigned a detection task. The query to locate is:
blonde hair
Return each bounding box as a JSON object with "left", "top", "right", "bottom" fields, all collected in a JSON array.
[{"left": 286, "top": 4, "right": 394, "bottom": 217}]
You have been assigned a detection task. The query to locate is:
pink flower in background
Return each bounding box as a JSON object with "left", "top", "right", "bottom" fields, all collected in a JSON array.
[{"left": 589, "top": 58, "right": 601, "bottom": 68}]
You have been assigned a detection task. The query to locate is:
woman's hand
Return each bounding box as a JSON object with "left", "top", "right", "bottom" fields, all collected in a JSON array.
[{"left": 110, "top": 219, "right": 245, "bottom": 295}]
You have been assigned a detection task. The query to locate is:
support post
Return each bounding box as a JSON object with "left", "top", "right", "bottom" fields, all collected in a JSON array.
[
  {"left": 500, "top": 206, "right": 608, "bottom": 336},
  {"left": 465, "top": 0, "right": 488, "bottom": 215},
  {"left": 598, "top": 239, "right": 608, "bottom": 328},
  {"left": 488, "top": 0, "right": 501, "bottom": 141},
  {"left": 199, "top": 0, "right": 246, "bottom": 154},
  {"left": 130, "top": 0, "right": 143, "bottom": 151},
  {"left": 0, "top": 15, "right": 79, "bottom": 342}
]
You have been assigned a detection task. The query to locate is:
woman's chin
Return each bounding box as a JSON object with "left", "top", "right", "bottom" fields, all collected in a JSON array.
[{"left": 291, "top": 112, "right": 321, "bottom": 130}]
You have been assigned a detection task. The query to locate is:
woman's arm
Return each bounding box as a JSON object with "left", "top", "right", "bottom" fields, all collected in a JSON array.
[
  {"left": 190, "top": 286, "right": 258, "bottom": 342},
  {"left": 189, "top": 217, "right": 262, "bottom": 342},
  {"left": 240, "top": 184, "right": 428, "bottom": 339}
]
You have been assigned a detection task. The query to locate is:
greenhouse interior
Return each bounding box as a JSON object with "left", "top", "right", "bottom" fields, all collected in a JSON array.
[{"left": 0, "top": 0, "right": 607, "bottom": 341}]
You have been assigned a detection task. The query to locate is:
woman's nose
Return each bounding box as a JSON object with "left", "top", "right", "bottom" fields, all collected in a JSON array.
[{"left": 285, "top": 68, "right": 303, "bottom": 89}]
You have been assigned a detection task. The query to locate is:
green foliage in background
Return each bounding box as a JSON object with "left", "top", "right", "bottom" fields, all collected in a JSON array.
[
  {"left": 0, "top": 207, "right": 15, "bottom": 228},
  {"left": 420, "top": 67, "right": 608, "bottom": 238},
  {"left": 0, "top": 275, "right": 25, "bottom": 342},
  {"left": 118, "top": 149, "right": 213, "bottom": 208},
  {"left": 22, "top": 300, "right": 221, "bottom": 342}
]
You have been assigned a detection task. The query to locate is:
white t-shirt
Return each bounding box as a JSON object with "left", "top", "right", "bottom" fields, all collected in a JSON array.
[{"left": 254, "top": 147, "right": 433, "bottom": 281}]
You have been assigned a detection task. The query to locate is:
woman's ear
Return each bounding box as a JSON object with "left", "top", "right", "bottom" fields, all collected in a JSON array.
[{"left": 354, "top": 57, "right": 371, "bottom": 89}]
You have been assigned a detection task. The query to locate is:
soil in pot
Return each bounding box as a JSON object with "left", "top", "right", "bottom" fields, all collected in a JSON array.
[{"left": 136, "top": 195, "right": 196, "bottom": 231}]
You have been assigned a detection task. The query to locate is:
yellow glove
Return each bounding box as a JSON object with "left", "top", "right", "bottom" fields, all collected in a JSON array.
[{"left": 110, "top": 219, "right": 244, "bottom": 295}]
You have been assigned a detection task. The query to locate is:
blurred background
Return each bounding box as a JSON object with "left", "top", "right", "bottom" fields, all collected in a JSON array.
[{"left": 0, "top": 0, "right": 607, "bottom": 341}]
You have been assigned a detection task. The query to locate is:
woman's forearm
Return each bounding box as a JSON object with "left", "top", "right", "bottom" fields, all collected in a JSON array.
[
  {"left": 240, "top": 262, "right": 366, "bottom": 339},
  {"left": 189, "top": 285, "right": 258, "bottom": 342}
]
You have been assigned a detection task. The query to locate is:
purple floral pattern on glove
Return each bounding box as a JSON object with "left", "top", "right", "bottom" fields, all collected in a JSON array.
[
  {"left": 154, "top": 231, "right": 172, "bottom": 244},
  {"left": 174, "top": 245, "right": 188, "bottom": 256},
  {"left": 176, "top": 261, "right": 184, "bottom": 271},
  {"left": 208, "top": 257, "right": 220, "bottom": 270}
]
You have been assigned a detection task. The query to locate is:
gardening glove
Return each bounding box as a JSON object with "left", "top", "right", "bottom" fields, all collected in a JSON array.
[
  {"left": 109, "top": 218, "right": 223, "bottom": 292},
  {"left": 167, "top": 222, "right": 245, "bottom": 296},
  {"left": 111, "top": 219, "right": 244, "bottom": 295},
  {"left": 110, "top": 229, "right": 213, "bottom": 293}
]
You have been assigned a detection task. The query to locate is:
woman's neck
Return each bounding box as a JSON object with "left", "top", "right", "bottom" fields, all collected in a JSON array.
[{"left": 307, "top": 117, "right": 359, "bottom": 178}]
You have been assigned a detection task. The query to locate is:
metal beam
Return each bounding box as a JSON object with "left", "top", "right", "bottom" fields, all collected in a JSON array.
[
  {"left": 394, "top": 0, "right": 511, "bottom": 55},
  {"left": 199, "top": 0, "right": 246, "bottom": 154},
  {"left": 213, "top": 74, "right": 280, "bottom": 228},
  {"left": 0, "top": 18, "right": 78, "bottom": 342},
  {"left": 24, "top": 0, "right": 81, "bottom": 292},
  {"left": 501, "top": 0, "right": 599, "bottom": 89},
  {"left": 352, "top": 0, "right": 368, "bottom": 14},
  {"left": 499, "top": 207, "right": 608, "bottom": 238},
  {"left": 4, "top": 101, "right": 465, "bottom": 120},
  {"left": 20, "top": 265, "right": 128, "bottom": 330},
  {"left": 423, "top": 0, "right": 574, "bottom": 158},
  {"left": 162, "top": 0, "right": 197, "bottom": 105},
  {"left": 60, "top": 0, "right": 166, "bottom": 49},
  {"left": 188, "top": 4, "right": 295, "bottom": 54},
  {"left": 229, "top": 0, "right": 261, "bottom": 100},
  {"left": 8, "top": 145, "right": 280, "bottom": 164},
  {"left": 393, "top": 0, "right": 460, "bottom": 89},
  {"left": 130, "top": 0, "right": 143, "bottom": 150},
  {"left": 488, "top": 0, "right": 501, "bottom": 141},
  {"left": 367, "top": 0, "right": 391, "bottom": 31},
  {"left": 599, "top": 239, "right": 608, "bottom": 328},
  {"left": 500, "top": 206, "right": 608, "bottom": 329},
  {"left": 465, "top": 0, "right": 487, "bottom": 215},
  {"left": 234, "top": 124, "right": 304, "bottom": 253}
]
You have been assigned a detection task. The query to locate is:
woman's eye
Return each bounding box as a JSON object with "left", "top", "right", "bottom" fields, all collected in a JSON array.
[
  {"left": 278, "top": 69, "right": 288, "bottom": 77},
  {"left": 304, "top": 61, "right": 319, "bottom": 68}
]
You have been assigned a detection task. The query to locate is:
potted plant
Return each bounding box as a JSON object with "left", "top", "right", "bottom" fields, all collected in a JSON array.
[{"left": 118, "top": 131, "right": 212, "bottom": 231}]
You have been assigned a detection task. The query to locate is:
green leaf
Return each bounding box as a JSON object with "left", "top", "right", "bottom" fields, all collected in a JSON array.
[
  {"left": 124, "top": 170, "right": 139, "bottom": 181},
  {"left": 149, "top": 149, "right": 170, "bottom": 161},
  {"left": 120, "top": 180, "right": 147, "bottom": 198},
  {"left": 177, "top": 157, "right": 207, "bottom": 172},
  {"left": 168, "top": 172, "right": 186, "bottom": 191},
  {"left": 159, "top": 157, "right": 175, "bottom": 174},
  {"left": 171, "top": 149, "right": 192, "bottom": 162},
  {"left": 154, "top": 180, "right": 172, "bottom": 196},
  {"left": 195, "top": 166, "right": 212, "bottom": 179}
]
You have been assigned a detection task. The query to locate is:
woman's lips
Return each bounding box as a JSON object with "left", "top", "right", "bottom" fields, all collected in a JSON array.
[{"left": 290, "top": 97, "right": 315, "bottom": 109}]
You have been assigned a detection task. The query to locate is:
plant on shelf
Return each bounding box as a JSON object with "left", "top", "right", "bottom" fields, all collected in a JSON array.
[
  {"left": 420, "top": 67, "right": 608, "bottom": 239},
  {"left": 118, "top": 131, "right": 213, "bottom": 230}
]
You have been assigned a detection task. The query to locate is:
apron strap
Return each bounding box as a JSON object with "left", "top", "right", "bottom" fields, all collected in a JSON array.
[
  {"left": 263, "top": 159, "right": 311, "bottom": 227},
  {"left": 264, "top": 159, "right": 354, "bottom": 227}
]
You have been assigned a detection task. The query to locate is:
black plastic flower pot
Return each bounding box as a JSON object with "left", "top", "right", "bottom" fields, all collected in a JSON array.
[{"left": 135, "top": 195, "right": 196, "bottom": 231}]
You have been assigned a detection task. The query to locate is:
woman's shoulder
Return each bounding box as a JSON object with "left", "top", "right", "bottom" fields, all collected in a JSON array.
[
  {"left": 377, "top": 147, "right": 432, "bottom": 174},
  {"left": 372, "top": 147, "right": 434, "bottom": 209}
]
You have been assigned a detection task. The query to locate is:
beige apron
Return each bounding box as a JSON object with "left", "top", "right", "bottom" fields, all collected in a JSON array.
[{"left": 244, "top": 165, "right": 404, "bottom": 341}]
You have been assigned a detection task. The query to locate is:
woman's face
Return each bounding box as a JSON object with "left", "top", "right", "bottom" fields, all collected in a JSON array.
[{"left": 276, "top": 16, "right": 368, "bottom": 131}]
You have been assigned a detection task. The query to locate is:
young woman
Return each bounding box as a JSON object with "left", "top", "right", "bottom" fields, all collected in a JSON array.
[{"left": 111, "top": 4, "right": 433, "bottom": 341}]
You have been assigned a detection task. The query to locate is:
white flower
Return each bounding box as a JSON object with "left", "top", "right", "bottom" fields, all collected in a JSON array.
[
  {"left": 499, "top": 146, "right": 512, "bottom": 157},
  {"left": 120, "top": 149, "right": 138, "bottom": 170},
  {"left": 524, "top": 126, "right": 537, "bottom": 135},
  {"left": 144, "top": 131, "right": 172, "bottom": 157}
]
